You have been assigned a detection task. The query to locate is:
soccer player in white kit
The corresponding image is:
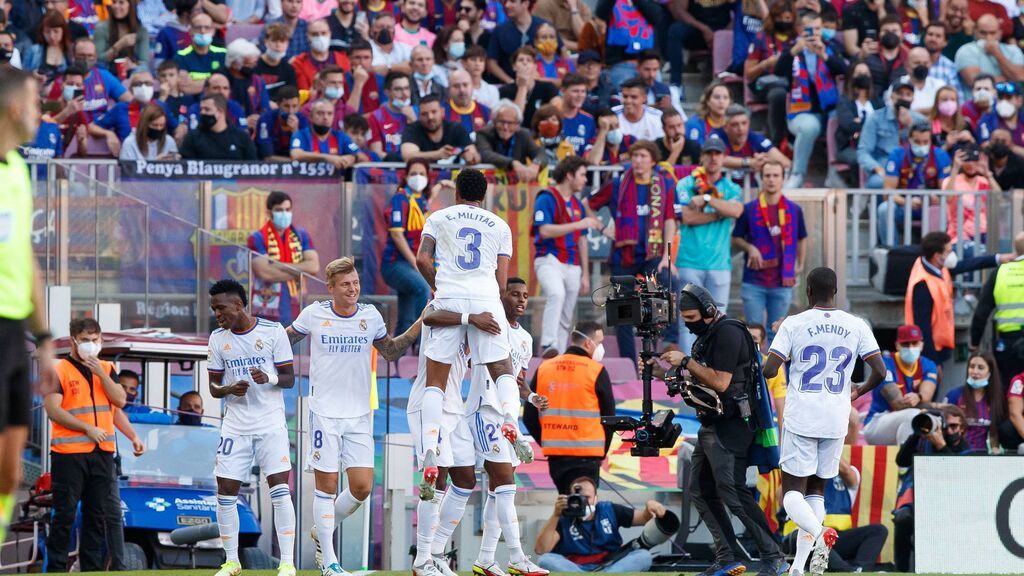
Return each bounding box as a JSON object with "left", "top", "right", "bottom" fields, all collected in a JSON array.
[
  {"left": 763, "top": 268, "right": 886, "bottom": 576},
  {"left": 415, "top": 169, "right": 533, "bottom": 499},
  {"left": 206, "top": 280, "right": 297, "bottom": 576},
  {"left": 285, "top": 258, "right": 421, "bottom": 576}
]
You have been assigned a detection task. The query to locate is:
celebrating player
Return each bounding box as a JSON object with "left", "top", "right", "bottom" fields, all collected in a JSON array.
[
  {"left": 206, "top": 280, "right": 297, "bottom": 576},
  {"left": 762, "top": 268, "right": 886, "bottom": 576},
  {"left": 286, "top": 257, "right": 421, "bottom": 576},
  {"left": 415, "top": 169, "right": 532, "bottom": 499}
]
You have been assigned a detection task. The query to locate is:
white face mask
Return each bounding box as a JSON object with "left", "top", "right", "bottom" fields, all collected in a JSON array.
[
  {"left": 310, "top": 35, "right": 331, "bottom": 53},
  {"left": 585, "top": 504, "right": 595, "bottom": 519},
  {"left": 944, "top": 250, "right": 959, "bottom": 269},
  {"left": 973, "top": 88, "right": 993, "bottom": 105},
  {"left": 591, "top": 342, "right": 605, "bottom": 362},
  {"left": 132, "top": 84, "right": 154, "bottom": 104},
  {"left": 76, "top": 340, "right": 102, "bottom": 359},
  {"left": 996, "top": 100, "right": 1017, "bottom": 119},
  {"left": 407, "top": 174, "right": 428, "bottom": 192}
]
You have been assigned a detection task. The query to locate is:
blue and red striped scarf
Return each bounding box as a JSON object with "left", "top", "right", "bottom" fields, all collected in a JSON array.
[
  {"left": 787, "top": 52, "right": 838, "bottom": 120},
  {"left": 750, "top": 194, "right": 799, "bottom": 287},
  {"left": 899, "top": 145, "right": 939, "bottom": 189},
  {"left": 614, "top": 166, "right": 674, "bottom": 261}
]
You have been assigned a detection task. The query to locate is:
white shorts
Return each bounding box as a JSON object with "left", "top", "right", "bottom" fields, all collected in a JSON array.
[
  {"left": 307, "top": 412, "right": 374, "bottom": 473},
  {"left": 468, "top": 407, "right": 520, "bottom": 466},
  {"left": 423, "top": 298, "right": 510, "bottom": 365},
  {"left": 215, "top": 427, "right": 292, "bottom": 482},
  {"left": 779, "top": 430, "right": 843, "bottom": 479},
  {"left": 408, "top": 409, "right": 476, "bottom": 469}
]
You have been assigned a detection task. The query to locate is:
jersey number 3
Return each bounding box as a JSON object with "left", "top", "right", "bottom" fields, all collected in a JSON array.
[
  {"left": 799, "top": 345, "right": 853, "bottom": 394},
  {"left": 456, "top": 227, "right": 482, "bottom": 270}
]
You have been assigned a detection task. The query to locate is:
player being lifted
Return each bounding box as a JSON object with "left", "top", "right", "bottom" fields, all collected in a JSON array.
[
  {"left": 286, "top": 258, "right": 421, "bottom": 576},
  {"left": 206, "top": 280, "right": 297, "bottom": 576},
  {"left": 762, "top": 268, "right": 886, "bottom": 576},
  {"left": 414, "top": 169, "right": 533, "bottom": 497}
]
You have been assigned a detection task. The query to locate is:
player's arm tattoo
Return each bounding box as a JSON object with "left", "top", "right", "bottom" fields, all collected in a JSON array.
[
  {"left": 286, "top": 325, "right": 307, "bottom": 345},
  {"left": 375, "top": 320, "right": 423, "bottom": 361},
  {"left": 880, "top": 382, "right": 908, "bottom": 409},
  {"left": 416, "top": 236, "right": 438, "bottom": 291}
]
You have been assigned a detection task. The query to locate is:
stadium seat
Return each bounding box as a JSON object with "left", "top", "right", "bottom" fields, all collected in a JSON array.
[
  {"left": 712, "top": 29, "right": 740, "bottom": 85},
  {"left": 63, "top": 135, "right": 112, "bottom": 158},
  {"left": 226, "top": 23, "right": 263, "bottom": 44},
  {"left": 826, "top": 115, "right": 850, "bottom": 172},
  {"left": 397, "top": 355, "right": 418, "bottom": 379},
  {"left": 604, "top": 357, "right": 637, "bottom": 384}
]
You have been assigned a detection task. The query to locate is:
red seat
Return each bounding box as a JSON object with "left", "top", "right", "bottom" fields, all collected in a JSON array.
[
  {"left": 712, "top": 30, "right": 740, "bottom": 84},
  {"left": 397, "top": 355, "right": 418, "bottom": 379},
  {"left": 64, "top": 135, "right": 114, "bottom": 158},
  {"left": 826, "top": 115, "right": 850, "bottom": 172},
  {"left": 225, "top": 23, "right": 263, "bottom": 44}
]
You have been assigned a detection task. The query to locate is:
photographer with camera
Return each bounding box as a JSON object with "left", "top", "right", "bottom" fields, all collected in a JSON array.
[
  {"left": 647, "top": 284, "right": 786, "bottom": 576},
  {"left": 534, "top": 476, "right": 667, "bottom": 573}
]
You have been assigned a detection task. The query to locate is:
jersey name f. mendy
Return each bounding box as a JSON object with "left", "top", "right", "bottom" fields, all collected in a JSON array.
[
  {"left": 421, "top": 204, "right": 513, "bottom": 301},
  {"left": 467, "top": 321, "right": 533, "bottom": 413}
]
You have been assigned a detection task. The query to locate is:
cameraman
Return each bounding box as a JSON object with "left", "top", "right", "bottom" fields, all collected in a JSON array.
[
  {"left": 891, "top": 405, "right": 971, "bottom": 572},
  {"left": 648, "top": 284, "right": 786, "bottom": 576},
  {"left": 534, "top": 476, "right": 665, "bottom": 573}
]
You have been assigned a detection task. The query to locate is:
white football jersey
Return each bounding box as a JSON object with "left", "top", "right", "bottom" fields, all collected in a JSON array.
[
  {"left": 421, "top": 204, "right": 513, "bottom": 301},
  {"left": 467, "top": 321, "right": 533, "bottom": 413},
  {"left": 208, "top": 318, "right": 293, "bottom": 435},
  {"left": 292, "top": 301, "right": 387, "bottom": 419},
  {"left": 408, "top": 335, "right": 470, "bottom": 415},
  {"left": 769, "top": 307, "right": 881, "bottom": 439}
]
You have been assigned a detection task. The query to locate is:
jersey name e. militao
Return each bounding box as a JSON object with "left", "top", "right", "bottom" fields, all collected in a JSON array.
[
  {"left": 208, "top": 318, "right": 294, "bottom": 435},
  {"left": 768, "top": 307, "right": 881, "bottom": 439},
  {"left": 292, "top": 301, "right": 387, "bottom": 419},
  {"left": 467, "top": 321, "right": 533, "bottom": 413},
  {"left": 421, "top": 203, "right": 513, "bottom": 301}
]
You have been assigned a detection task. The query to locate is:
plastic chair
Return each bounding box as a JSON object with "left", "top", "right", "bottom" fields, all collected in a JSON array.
[
  {"left": 711, "top": 29, "right": 740, "bottom": 85},
  {"left": 826, "top": 115, "right": 850, "bottom": 172},
  {"left": 225, "top": 23, "right": 264, "bottom": 44},
  {"left": 397, "top": 355, "right": 419, "bottom": 379}
]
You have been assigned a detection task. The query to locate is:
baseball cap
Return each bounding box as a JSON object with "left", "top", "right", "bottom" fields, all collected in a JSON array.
[
  {"left": 896, "top": 324, "right": 924, "bottom": 344},
  {"left": 996, "top": 81, "right": 1021, "bottom": 96},
  {"left": 892, "top": 79, "right": 915, "bottom": 93},
  {"left": 701, "top": 136, "right": 727, "bottom": 154},
  {"left": 578, "top": 50, "right": 601, "bottom": 66}
]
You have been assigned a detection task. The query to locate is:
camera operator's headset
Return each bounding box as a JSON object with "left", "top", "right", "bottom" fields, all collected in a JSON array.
[
  {"left": 677, "top": 283, "right": 724, "bottom": 415},
  {"left": 679, "top": 283, "right": 717, "bottom": 319}
]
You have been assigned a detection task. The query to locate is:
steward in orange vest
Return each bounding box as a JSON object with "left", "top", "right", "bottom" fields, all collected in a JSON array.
[
  {"left": 42, "top": 319, "right": 127, "bottom": 573},
  {"left": 524, "top": 322, "right": 615, "bottom": 494}
]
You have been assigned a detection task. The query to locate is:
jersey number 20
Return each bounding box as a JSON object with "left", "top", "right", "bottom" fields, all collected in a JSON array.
[
  {"left": 456, "top": 227, "right": 482, "bottom": 270},
  {"left": 799, "top": 345, "right": 853, "bottom": 394}
]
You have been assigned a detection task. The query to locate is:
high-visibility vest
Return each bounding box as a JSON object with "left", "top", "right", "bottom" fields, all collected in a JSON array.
[
  {"left": 993, "top": 259, "right": 1024, "bottom": 333},
  {"left": 904, "top": 257, "right": 954, "bottom": 352},
  {"left": 51, "top": 358, "right": 117, "bottom": 454},
  {"left": 535, "top": 353, "right": 606, "bottom": 457}
]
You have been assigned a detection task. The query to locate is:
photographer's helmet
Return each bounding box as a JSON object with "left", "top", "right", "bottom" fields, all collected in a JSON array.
[{"left": 679, "top": 284, "right": 717, "bottom": 319}]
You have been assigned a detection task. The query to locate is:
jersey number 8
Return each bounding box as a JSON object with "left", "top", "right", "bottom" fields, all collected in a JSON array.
[
  {"left": 799, "top": 345, "right": 853, "bottom": 394},
  {"left": 456, "top": 227, "right": 482, "bottom": 270}
]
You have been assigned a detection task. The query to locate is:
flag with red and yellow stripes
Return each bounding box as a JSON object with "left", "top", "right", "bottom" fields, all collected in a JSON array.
[{"left": 847, "top": 445, "right": 900, "bottom": 564}]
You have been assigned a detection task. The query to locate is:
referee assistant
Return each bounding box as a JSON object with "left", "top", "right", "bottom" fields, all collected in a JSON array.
[{"left": 0, "top": 65, "right": 57, "bottom": 543}]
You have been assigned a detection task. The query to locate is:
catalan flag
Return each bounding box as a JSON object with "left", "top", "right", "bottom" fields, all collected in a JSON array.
[{"left": 847, "top": 444, "right": 900, "bottom": 564}]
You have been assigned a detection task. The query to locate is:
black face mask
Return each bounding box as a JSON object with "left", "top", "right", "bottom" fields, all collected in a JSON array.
[
  {"left": 853, "top": 74, "right": 871, "bottom": 89},
  {"left": 198, "top": 113, "right": 217, "bottom": 130},
  {"left": 881, "top": 31, "right": 901, "bottom": 49},
  {"left": 774, "top": 21, "right": 793, "bottom": 33},
  {"left": 179, "top": 411, "right": 203, "bottom": 426},
  {"left": 0, "top": 49, "right": 12, "bottom": 63},
  {"left": 911, "top": 65, "right": 929, "bottom": 81},
  {"left": 312, "top": 123, "right": 331, "bottom": 136},
  {"left": 146, "top": 127, "right": 166, "bottom": 140},
  {"left": 990, "top": 142, "right": 1011, "bottom": 159},
  {"left": 376, "top": 28, "right": 392, "bottom": 45},
  {"left": 943, "top": 432, "right": 962, "bottom": 446},
  {"left": 240, "top": 66, "right": 255, "bottom": 78},
  {"left": 685, "top": 319, "right": 710, "bottom": 336}
]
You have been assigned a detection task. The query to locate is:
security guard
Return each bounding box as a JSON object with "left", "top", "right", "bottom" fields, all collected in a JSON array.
[
  {"left": 650, "top": 284, "right": 786, "bottom": 576},
  {"left": 43, "top": 318, "right": 127, "bottom": 572},
  {"left": 971, "top": 232, "right": 1024, "bottom": 390},
  {"left": 524, "top": 320, "right": 616, "bottom": 494}
]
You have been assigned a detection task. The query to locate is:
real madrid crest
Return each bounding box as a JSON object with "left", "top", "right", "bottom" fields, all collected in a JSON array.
[
  {"left": 359, "top": 319, "right": 368, "bottom": 331},
  {"left": 255, "top": 338, "right": 264, "bottom": 351}
]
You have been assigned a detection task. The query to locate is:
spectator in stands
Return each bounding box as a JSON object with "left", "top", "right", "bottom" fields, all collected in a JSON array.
[
  {"left": 176, "top": 390, "right": 205, "bottom": 426},
  {"left": 487, "top": 0, "right": 548, "bottom": 83},
  {"left": 524, "top": 322, "right": 615, "bottom": 489},
  {"left": 590, "top": 140, "right": 678, "bottom": 365},
  {"left": 1001, "top": 371, "right": 1024, "bottom": 452},
  {"left": 731, "top": 159, "right": 806, "bottom": 338},
  {"left": 864, "top": 15, "right": 907, "bottom": 95},
  {"left": 328, "top": 0, "right": 363, "bottom": 52},
  {"left": 598, "top": 0, "right": 660, "bottom": 87},
  {"left": 587, "top": 107, "right": 635, "bottom": 166},
  {"left": 923, "top": 23, "right": 961, "bottom": 92},
  {"left": 118, "top": 369, "right": 156, "bottom": 417},
  {"left": 632, "top": 50, "right": 671, "bottom": 111},
  {"left": 120, "top": 101, "right": 180, "bottom": 160},
  {"left": 57, "top": 39, "right": 131, "bottom": 125},
  {"left": 577, "top": 50, "right": 613, "bottom": 117},
  {"left": 557, "top": 74, "right": 596, "bottom": 157},
  {"left": 955, "top": 15, "right": 1024, "bottom": 86},
  {"left": 434, "top": 25, "right": 466, "bottom": 74},
  {"left": 533, "top": 104, "right": 575, "bottom": 164},
  {"left": 840, "top": 0, "right": 881, "bottom": 59},
  {"left": 394, "top": 0, "right": 436, "bottom": 48},
  {"left": 445, "top": 68, "right": 490, "bottom": 136},
  {"left": 292, "top": 19, "right": 350, "bottom": 92},
  {"left": 534, "top": 476, "right": 662, "bottom": 572},
  {"left": 457, "top": 0, "right": 491, "bottom": 49},
  {"left": 978, "top": 81, "right": 1024, "bottom": 149},
  {"left": 0, "top": 29, "right": 20, "bottom": 69},
  {"left": 499, "top": 46, "right": 558, "bottom": 126},
  {"left": 21, "top": 112, "right": 65, "bottom": 164},
  {"left": 532, "top": 157, "right": 600, "bottom": 355},
  {"left": 50, "top": 65, "right": 89, "bottom": 150},
  {"left": 254, "top": 23, "right": 299, "bottom": 100},
  {"left": 744, "top": 0, "right": 794, "bottom": 148},
  {"left": 174, "top": 13, "right": 227, "bottom": 95},
  {"left": 23, "top": 10, "right": 71, "bottom": 84},
  {"left": 371, "top": 12, "right": 413, "bottom": 74},
  {"left": 248, "top": 190, "right": 320, "bottom": 325},
  {"left": 290, "top": 98, "right": 363, "bottom": 167},
  {"left": 929, "top": 86, "right": 973, "bottom": 152},
  {"left": 656, "top": 108, "right": 700, "bottom": 167},
  {"left": 533, "top": 21, "right": 573, "bottom": 85},
  {"left": 944, "top": 351, "right": 1007, "bottom": 452},
  {"left": 346, "top": 40, "right": 386, "bottom": 114},
  {"left": 344, "top": 113, "right": 378, "bottom": 160},
  {"left": 410, "top": 44, "right": 447, "bottom": 103},
  {"left": 476, "top": 99, "right": 546, "bottom": 178},
  {"left": 863, "top": 324, "right": 938, "bottom": 445},
  {"left": 187, "top": 72, "right": 248, "bottom": 129},
  {"left": 963, "top": 74, "right": 997, "bottom": 129},
  {"left": 462, "top": 44, "right": 499, "bottom": 109},
  {"left": 260, "top": 0, "right": 308, "bottom": 60},
  {"left": 226, "top": 39, "right": 270, "bottom": 129},
  {"left": 368, "top": 70, "right": 415, "bottom": 159},
  {"left": 180, "top": 93, "right": 258, "bottom": 159},
  {"left": 776, "top": 9, "right": 845, "bottom": 188},
  {"left": 896, "top": 47, "right": 946, "bottom": 114},
  {"left": 90, "top": 70, "right": 176, "bottom": 154},
  {"left": 943, "top": 143, "right": 999, "bottom": 245},
  {"left": 382, "top": 158, "right": 435, "bottom": 335},
  {"left": 988, "top": 128, "right": 1024, "bottom": 190},
  {"left": 942, "top": 0, "right": 974, "bottom": 60},
  {"left": 158, "top": 60, "right": 194, "bottom": 136},
  {"left": 614, "top": 77, "right": 664, "bottom": 142},
  {"left": 306, "top": 66, "right": 358, "bottom": 129},
  {"left": 685, "top": 84, "right": 731, "bottom": 147},
  {"left": 666, "top": 0, "right": 734, "bottom": 70},
  {"left": 154, "top": 0, "right": 195, "bottom": 66},
  {"left": 256, "top": 85, "right": 307, "bottom": 160},
  {"left": 94, "top": 0, "right": 149, "bottom": 70},
  {"left": 424, "top": 0, "right": 459, "bottom": 37},
  {"left": 834, "top": 61, "right": 878, "bottom": 177},
  {"left": 877, "top": 121, "right": 952, "bottom": 244},
  {"left": 859, "top": 80, "right": 924, "bottom": 189},
  {"left": 718, "top": 104, "right": 790, "bottom": 185},
  {"left": 532, "top": 0, "right": 590, "bottom": 52},
  {"left": 400, "top": 93, "right": 479, "bottom": 161}
]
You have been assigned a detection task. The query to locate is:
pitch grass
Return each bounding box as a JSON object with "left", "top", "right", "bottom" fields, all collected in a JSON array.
[{"left": 76, "top": 572, "right": 993, "bottom": 576}]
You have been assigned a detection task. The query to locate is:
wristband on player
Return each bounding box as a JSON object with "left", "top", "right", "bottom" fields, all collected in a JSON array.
[
  {"left": 266, "top": 372, "right": 279, "bottom": 386},
  {"left": 528, "top": 392, "right": 540, "bottom": 403},
  {"left": 461, "top": 313, "right": 470, "bottom": 326}
]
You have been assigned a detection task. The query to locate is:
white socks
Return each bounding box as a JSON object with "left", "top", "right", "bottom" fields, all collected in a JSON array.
[
  {"left": 432, "top": 485, "right": 472, "bottom": 555},
  {"left": 477, "top": 490, "right": 500, "bottom": 565},
  {"left": 314, "top": 489, "right": 339, "bottom": 567},
  {"left": 786, "top": 491, "right": 826, "bottom": 575},
  {"left": 421, "top": 387, "right": 445, "bottom": 455},
  {"left": 334, "top": 488, "right": 365, "bottom": 524},
  {"left": 216, "top": 494, "right": 240, "bottom": 563},
  {"left": 495, "top": 373, "right": 521, "bottom": 424},
  {"left": 494, "top": 484, "right": 524, "bottom": 564},
  {"left": 415, "top": 491, "right": 443, "bottom": 567},
  {"left": 269, "top": 485, "right": 296, "bottom": 565}
]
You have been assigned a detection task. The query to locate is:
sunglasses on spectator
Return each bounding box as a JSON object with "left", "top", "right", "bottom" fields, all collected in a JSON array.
[
  {"left": 945, "top": 423, "right": 962, "bottom": 431},
  {"left": 459, "top": 6, "right": 473, "bottom": 12}
]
